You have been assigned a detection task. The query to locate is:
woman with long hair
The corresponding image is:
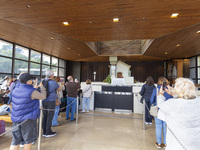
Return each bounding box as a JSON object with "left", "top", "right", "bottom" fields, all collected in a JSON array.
[
  {"left": 151, "top": 77, "right": 173, "bottom": 149},
  {"left": 140, "top": 76, "right": 155, "bottom": 124}
]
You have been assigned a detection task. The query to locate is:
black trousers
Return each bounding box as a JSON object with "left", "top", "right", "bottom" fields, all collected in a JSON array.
[
  {"left": 42, "top": 101, "right": 55, "bottom": 135},
  {"left": 145, "top": 101, "right": 152, "bottom": 123}
]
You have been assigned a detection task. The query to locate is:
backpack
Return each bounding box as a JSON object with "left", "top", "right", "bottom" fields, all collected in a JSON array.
[{"left": 42, "top": 79, "right": 54, "bottom": 98}]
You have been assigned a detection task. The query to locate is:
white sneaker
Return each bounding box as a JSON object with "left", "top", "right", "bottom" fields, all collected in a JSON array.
[
  {"left": 81, "top": 110, "right": 85, "bottom": 113},
  {"left": 20, "top": 144, "right": 24, "bottom": 148},
  {"left": 145, "top": 122, "right": 149, "bottom": 125},
  {"left": 149, "top": 122, "right": 152, "bottom": 125},
  {"left": 20, "top": 142, "right": 34, "bottom": 148},
  {"left": 86, "top": 110, "right": 89, "bottom": 112}
]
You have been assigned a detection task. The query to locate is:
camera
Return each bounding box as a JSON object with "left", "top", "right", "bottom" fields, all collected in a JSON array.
[{"left": 162, "top": 81, "right": 167, "bottom": 90}]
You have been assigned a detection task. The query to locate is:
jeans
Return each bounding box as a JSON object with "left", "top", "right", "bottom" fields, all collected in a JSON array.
[
  {"left": 154, "top": 117, "right": 166, "bottom": 144},
  {"left": 82, "top": 97, "right": 90, "bottom": 111},
  {"left": 145, "top": 101, "right": 152, "bottom": 123},
  {"left": 52, "top": 105, "right": 60, "bottom": 126},
  {"left": 7, "top": 93, "right": 12, "bottom": 104},
  {"left": 66, "top": 97, "right": 77, "bottom": 121},
  {"left": 42, "top": 101, "right": 55, "bottom": 135}
]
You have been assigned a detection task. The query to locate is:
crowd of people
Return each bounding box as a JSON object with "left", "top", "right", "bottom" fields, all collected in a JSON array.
[
  {"left": 1, "top": 72, "right": 200, "bottom": 150},
  {"left": 140, "top": 76, "right": 200, "bottom": 150},
  {"left": 0, "top": 69, "right": 93, "bottom": 150}
]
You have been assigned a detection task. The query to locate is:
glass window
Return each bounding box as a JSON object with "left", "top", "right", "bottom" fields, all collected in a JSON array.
[
  {"left": 15, "top": 45, "right": 29, "bottom": 60},
  {"left": 30, "top": 63, "right": 40, "bottom": 75},
  {"left": 190, "top": 68, "right": 196, "bottom": 79},
  {"left": 14, "top": 60, "right": 28, "bottom": 74},
  {"left": 52, "top": 57, "right": 58, "bottom": 66},
  {"left": 52, "top": 67, "right": 58, "bottom": 76},
  {"left": 0, "top": 57, "right": 12, "bottom": 73},
  {"left": 190, "top": 57, "right": 196, "bottom": 67},
  {"left": 31, "top": 50, "right": 41, "bottom": 63},
  {"left": 0, "top": 40, "right": 13, "bottom": 57},
  {"left": 59, "top": 68, "right": 65, "bottom": 77},
  {"left": 59, "top": 59, "right": 65, "bottom": 68},
  {"left": 198, "top": 67, "right": 200, "bottom": 78},
  {"left": 42, "top": 65, "right": 50, "bottom": 75},
  {"left": 42, "top": 54, "right": 50, "bottom": 65},
  {"left": 198, "top": 56, "right": 200, "bottom": 66}
]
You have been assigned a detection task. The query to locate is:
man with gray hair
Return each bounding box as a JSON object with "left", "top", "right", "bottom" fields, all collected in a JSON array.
[
  {"left": 66, "top": 76, "right": 80, "bottom": 121},
  {"left": 42, "top": 69, "right": 60, "bottom": 137}
]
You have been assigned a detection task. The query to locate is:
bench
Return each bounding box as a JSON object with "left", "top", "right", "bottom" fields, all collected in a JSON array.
[{"left": 0, "top": 104, "right": 12, "bottom": 122}]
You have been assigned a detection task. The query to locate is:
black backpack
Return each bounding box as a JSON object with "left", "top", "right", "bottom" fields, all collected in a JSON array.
[{"left": 42, "top": 79, "right": 52, "bottom": 98}]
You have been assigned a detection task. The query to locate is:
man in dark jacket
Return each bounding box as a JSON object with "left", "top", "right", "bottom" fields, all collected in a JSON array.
[
  {"left": 10, "top": 73, "right": 46, "bottom": 150},
  {"left": 65, "top": 76, "right": 80, "bottom": 121}
]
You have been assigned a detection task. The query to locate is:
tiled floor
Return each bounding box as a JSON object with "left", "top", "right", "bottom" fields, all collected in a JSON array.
[{"left": 0, "top": 111, "right": 159, "bottom": 150}]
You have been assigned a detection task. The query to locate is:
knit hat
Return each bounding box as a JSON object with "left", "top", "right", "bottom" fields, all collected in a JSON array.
[{"left": 19, "top": 73, "right": 32, "bottom": 83}]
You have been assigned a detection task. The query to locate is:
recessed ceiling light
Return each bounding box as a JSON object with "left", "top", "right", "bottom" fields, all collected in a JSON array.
[
  {"left": 197, "top": 31, "right": 200, "bottom": 34},
  {"left": 50, "top": 37, "right": 54, "bottom": 40},
  {"left": 77, "top": 54, "right": 80, "bottom": 56},
  {"left": 88, "top": 21, "right": 92, "bottom": 24},
  {"left": 113, "top": 18, "right": 119, "bottom": 23},
  {"left": 165, "top": 52, "right": 168, "bottom": 55},
  {"left": 68, "top": 48, "right": 70, "bottom": 50},
  {"left": 63, "top": 22, "right": 69, "bottom": 26},
  {"left": 171, "top": 13, "right": 179, "bottom": 18},
  {"left": 176, "top": 44, "right": 180, "bottom": 47},
  {"left": 26, "top": 5, "right": 30, "bottom": 8}
]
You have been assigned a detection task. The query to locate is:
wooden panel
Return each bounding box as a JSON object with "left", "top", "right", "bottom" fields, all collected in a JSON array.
[
  {"left": 0, "top": 0, "right": 200, "bottom": 42},
  {"left": 0, "top": 0, "right": 199, "bottom": 62},
  {"left": 0, "top": 18, "right": 97, "bottom": 61},
  {"left": 144, "top": 23, "right": 200, "bottom": 59},
  {"left": 81, "top": 62, "right": 109, "bottom": 82},
  {"left": 126, "top": 61, "right": 164, "bottom": 82}
]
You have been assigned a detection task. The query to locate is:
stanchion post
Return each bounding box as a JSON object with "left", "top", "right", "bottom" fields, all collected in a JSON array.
[
  {"left": 143, "top": 101, "right": 146, "bottom": 130},
  {"left": 76, "top": 97, "right": 78, "bottom": 125},
  {"left": 37, "top": 100, "right": 43, "bottom": 150}
]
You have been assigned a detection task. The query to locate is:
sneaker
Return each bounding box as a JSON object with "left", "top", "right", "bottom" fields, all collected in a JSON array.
[
  {"left": 20, "top": 142, "right": 34, "bottom": 148},
  {"left": 155, "top": 142, "right": 162, "bottom": 149},
  {"left": 81, "top": 110, "right": 85, "bottom": 113},
  {"left": 163, "top": 144, "right": 167, "bottom": 148},
  {"left": 145, "top": 122, "right": 149, "bottom": 125},
  {"left": 42, "top": 134, "right": 46, "bottom": 137},
  {"left": 86, "top": 110, "right": 89, "bottom": 112},
  {"left": 149, "top": 122, "right": 152, "bottom": 125},
  {"left": 45, "top": 132, "right": 57, "bottom": 138},
  {"left": 19, "top": 144, "right": 24, "bottom": 148}
]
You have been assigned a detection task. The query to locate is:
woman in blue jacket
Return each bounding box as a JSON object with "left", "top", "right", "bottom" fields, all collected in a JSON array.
[
  {"left": 150, "top": 77, "right": 172, "bottom": 149},
  {"left": 140, "top": 76, "right": 155, "bottom": 124}
]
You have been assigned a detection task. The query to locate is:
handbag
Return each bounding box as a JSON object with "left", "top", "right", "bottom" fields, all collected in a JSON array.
[
  {"left": 150, "top": 88, "right": 158, "bottom": 117},
  {"left": 55, "top": 98, "right": 61, "bottom": 106}
]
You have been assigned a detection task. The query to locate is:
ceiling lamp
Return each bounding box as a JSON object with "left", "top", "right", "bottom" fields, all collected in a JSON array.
[
  {"left": 196, "top": 31, "right": 200, "bottom": 34},
  {"left": 171, "top": 13, "right": 179, "bottom": 18},
  {"left": 63, "top": 22, "right": 69, "bottom": 26},
  {"left": 176, "top": 44, "right": 180, "bottom": 47},
  {"left": 113, "top": 18, "right": 119, "bottom": 23}
]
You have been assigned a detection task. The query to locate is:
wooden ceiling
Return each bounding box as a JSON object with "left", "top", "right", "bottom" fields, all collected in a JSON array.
[{"left": 0, "top": 0, "right": 199, "bottom": 61}]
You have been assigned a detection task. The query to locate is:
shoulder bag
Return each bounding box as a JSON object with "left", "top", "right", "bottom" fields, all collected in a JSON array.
[{"left": 149, "top": 88, "right": 158, "bottom": 117}]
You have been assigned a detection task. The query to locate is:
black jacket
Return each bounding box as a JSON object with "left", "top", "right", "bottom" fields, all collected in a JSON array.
[{"left": 139, "top": 84, "right": 155, "bottom": 102}]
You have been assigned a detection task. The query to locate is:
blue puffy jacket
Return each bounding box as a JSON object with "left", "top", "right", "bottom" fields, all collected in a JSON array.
[{"left": 11, "top": 83, "right": 39, "bottom": 122}]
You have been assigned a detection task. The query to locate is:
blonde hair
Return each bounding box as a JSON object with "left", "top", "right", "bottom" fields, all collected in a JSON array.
[
  {"left": 157, "top": 77, "right": 170, "bottom": 85},
  {"left": 174, "top": 78, "right": 196, "bottom": 99},
  {"left": 86, "top": 79, "right": 91, "bottom": 84}
]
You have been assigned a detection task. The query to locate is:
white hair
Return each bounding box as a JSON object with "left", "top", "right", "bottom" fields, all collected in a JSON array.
[
  {"left": 174, "top": 78, "right": 196, "bottom": 99},
  {"left": 46, "top": 69, "right": 54, "bottom": 78}
]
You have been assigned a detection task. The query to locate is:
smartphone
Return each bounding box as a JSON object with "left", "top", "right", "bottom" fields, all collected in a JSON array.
[{"left": 162, "top": 81, "right": 167, "bottom": 90}]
